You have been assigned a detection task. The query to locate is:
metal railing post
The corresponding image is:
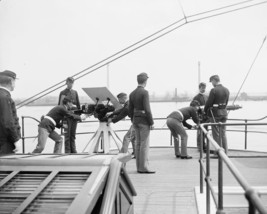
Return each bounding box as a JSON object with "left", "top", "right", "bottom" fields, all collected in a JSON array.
[
  {"left": 245, "top": 119, "right": 248, "bottom": 150},
  {"left": 217, "top": 148, "right": 225, "bottom": 214},
  {"left": 206, "top": 138, "right": 211, "bottom": 214},
  {"left": 200, "top": 128, "right": 204, "bottom": 193},
  {"left": 170, "top": 132, "right": 173, "bottom": 146},
  {"left": 21, "top": 116, "right": 25, "bottom": 153}
]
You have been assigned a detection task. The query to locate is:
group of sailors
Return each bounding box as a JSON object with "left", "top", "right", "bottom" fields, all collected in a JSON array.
[{"left": 0, "top": 70, "right": 229, "bottom": 174}]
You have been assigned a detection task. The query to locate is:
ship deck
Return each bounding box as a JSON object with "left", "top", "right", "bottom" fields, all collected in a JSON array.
[{"left": 125, "top": 147, "right": 267, "bottom": 214}]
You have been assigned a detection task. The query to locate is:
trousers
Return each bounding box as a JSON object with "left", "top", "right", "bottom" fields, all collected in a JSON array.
[
  {"left": 32, "top": 127, "right": 63, "bottom": 153},
  {"left": 166, "top": 117, "right": 188, "bottom": 157},
  {"left": 64, "top": 118, "right": 78, "bottom": 153},
  {"left": 120, "top": 125, "right": 136, "bottom": 155},
  {"left": 133, "top": 123, "right": 150, "bottom": 172}
]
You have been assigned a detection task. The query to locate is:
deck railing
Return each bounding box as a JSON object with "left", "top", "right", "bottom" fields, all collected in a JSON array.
[
  {"left": 199, "top": 122, "right": 267, "bottom": 214},
  {"left": 20, "top": 116, "right": 267, "bottom": 153}
]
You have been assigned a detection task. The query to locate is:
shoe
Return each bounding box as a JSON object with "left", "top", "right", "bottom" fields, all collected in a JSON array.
[
  {"left": 175, "top": 155, "right": 181, "bottom": 158},
  {"left": 181, "top": 156, "right": 192, "bottom": 159},
  {"left": 138, "top": 170, "right": 156, "bottom": 174}
]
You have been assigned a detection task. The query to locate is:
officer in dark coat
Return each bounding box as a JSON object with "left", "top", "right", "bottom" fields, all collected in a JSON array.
[
  {"left": 107, "top": 92, "right": 136, "bottom": 156},
  {"left": 129, "top": 72, "right": 155, "bottom": 173},
  {"left": 192, "top": 82, "right": 208, "bottom": 152},
  {"left": 0, "top": 70, "right": 21, "bottom": 154},
  {"left": 58, "top": 77, "right": 81, "bottom": 153},
  {"left": 204, "top": 75, "right": 230, "bottom": 154}
]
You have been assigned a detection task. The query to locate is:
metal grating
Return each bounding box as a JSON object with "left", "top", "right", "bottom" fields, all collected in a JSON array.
[
  {"left": 22, "top": 172, "right": 90, "bottom": 214},
  {"left": 0, "top": 171, "right": 49, "bottom": 214},
  {"left": 0, "top": 171, "right": 11, "bottom": 181}
]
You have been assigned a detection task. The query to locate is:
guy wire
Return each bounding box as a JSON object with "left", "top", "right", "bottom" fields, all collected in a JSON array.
[{"left": 232, "top": 35, "right": 266, "bottom": 105}]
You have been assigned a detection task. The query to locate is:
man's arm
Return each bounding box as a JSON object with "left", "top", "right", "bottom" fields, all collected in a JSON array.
[
  {"left": 204, "top": 89, "right": 215, "bottom": 114},
  {"left": 111, "top": 107, "right": 128, "bottom": 123},
  {"left": 0, "top": 97, "right": 21, "bottom": 142},
  {"left": 143, "top": 90, "right": 154, "bottom": 126}
]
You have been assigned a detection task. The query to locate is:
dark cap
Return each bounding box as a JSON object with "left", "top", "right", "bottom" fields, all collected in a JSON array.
[
  {"left": 0, "top": 70, "right": 17, "bottom": 80},
  {"left": 209, "top": 75, "right": 220, "bottom": 82},
  {"left": 199, "top": 82, "right": 206, "bottom": 88},
  {"left": 62, "top": 97, "right": 72, "bottom": 104},
  {"left": 117, "top": 92, "right": 127, "bottom": 98},
  {"left": 137, "top": 72, "right": 149, "bottom": 79},
  {"left": 190, "top": 100, "right": 200, "bottom": 107},
  {"left": 66, "top": 77, "right": 74, "bottom": 83}
]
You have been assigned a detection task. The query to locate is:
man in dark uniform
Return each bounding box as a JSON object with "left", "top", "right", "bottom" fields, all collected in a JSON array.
[
  {"left": 192, "top": 82, "right": 208, "bottom": 151},
  {"left": 0, "top": 70, "right": 21, "bottom": 154},
  {"left": 58, "top": 77, "right": 80, "bottom": 153},
  {"left": 129, "top": 72, "right": 155, "bottom": 174},
  {"left": 107, "top": 92, "right": 136, "bottom": 156},
  {"left": 33, "top": 97, "right": 86, "bottom": 154},
  {"left": 204, "top": 75, "right": 230, "bottom": 154},
  {"left": 167, "top": 100, "right": 200, "bottom": 159}
]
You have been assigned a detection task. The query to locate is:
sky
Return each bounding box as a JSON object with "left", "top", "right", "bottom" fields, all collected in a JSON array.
[{"left": 0, "top": 0, "right": 267, "bottom": 102}]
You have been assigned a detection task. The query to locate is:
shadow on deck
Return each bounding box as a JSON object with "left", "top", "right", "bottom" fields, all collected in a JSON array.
[{"left": 125, "top": 147, "right": 267, "bottom": 214}]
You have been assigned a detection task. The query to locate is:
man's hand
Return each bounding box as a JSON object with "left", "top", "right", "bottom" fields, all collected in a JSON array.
[
  {"left": 13, "top": 141, "right": 20, "bottom": 153},
  {"left": 107, "top": 118, "right": 112, "bottom": 126},
  {"left": 192, "top": 125, "right": 199, "bottom": 129},
  {"left": 106, "top": 112, "right": 113, "bottom": 117},
  {"left": 80, "top": 114, "right": 87, "bottom": 121}
]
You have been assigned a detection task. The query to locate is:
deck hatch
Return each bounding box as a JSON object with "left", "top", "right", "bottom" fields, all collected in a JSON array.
[
  {"left": 0, "top": 171, "right": 49, "bottom": 214},
  {"left": 22, "top": 172, "right": 90, "bottom": 214}
]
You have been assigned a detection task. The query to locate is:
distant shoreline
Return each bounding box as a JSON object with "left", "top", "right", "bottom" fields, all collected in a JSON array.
[{"left": 17, "top": 97, "right": 267, "bottom": 107}]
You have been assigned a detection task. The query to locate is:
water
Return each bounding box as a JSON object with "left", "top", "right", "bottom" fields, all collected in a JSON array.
[{"left": 16, "top": 100, "right": 267, "bottom": 153}]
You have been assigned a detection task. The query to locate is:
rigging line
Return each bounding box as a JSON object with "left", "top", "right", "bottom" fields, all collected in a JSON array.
[
  {"left": 177, "top": 0, "right": 187, "bottom": 22},
  {"left": 17, "top": 21, "right": 188, "bottom": 108},
  {"left": 232, "top": 35, "right": 267, "bottom": 105},
  {"left": 187, "top": 0, "right": 267, "bottom": 24},
  {"left": 16, "top": 0, "right": 267, "bottom": 108},
  {"left": 187, "top": 0, "right": 256, "bottom": 18},
  {"left": 15, "top": 18, "right": 185, "bottom": 108}
]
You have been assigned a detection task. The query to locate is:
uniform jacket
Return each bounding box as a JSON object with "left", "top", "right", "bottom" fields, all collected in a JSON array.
[
  {"left": 204, "top": 84, "right": 230, "bottom": 117},
  {"left": 39, "top": 105, "right": 81, "bottom": 132},
  {"left": 167, "top": 106, "right": 199, "bottom": 129},
  {"left": 193, "top": 93, "right": 208, "bottom": 106},
  {"left": 110, "top": 101, "right": 129, "bottom": 123},
  {"left": 58, "top": 88, "right": 80, "bottom": 109},
  {"left": 0, "top": 88, "right": 21, "bottom": 143},
  {"left": 129, "top": 86, "right": 154, "bottom": 126}
]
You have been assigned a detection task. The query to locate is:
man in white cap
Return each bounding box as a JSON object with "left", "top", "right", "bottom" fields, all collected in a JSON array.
[{"left": 0, "top": 70, "right": 21, "bottom": 154}]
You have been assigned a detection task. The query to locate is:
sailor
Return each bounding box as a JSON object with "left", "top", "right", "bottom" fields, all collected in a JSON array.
[
  {"left": 204, "top": 75, "right": 230, "bottom": 154},
  {"left": 32, "top": 97, "right": 87, "bottom": 154},
  {"left": 107, "top": 92, "right": 136, "bottom": 157},
  {"left": 166, "top": 100, "right": 200, "bottom": 159},
  {"left": 129, "top": 72, "right": 155, "bottom": 174},
  {"left": 0, "top": 70, "right": 21, "bottom": 154},
  {"left": 192, "top": 82, "right": 208, "bottom": 152},
  {"left": 58, "top": 77, "right": 80, "bottom": 153}
]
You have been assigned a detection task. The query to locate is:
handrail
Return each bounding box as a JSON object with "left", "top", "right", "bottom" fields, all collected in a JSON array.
[
  {"left": 99, "top": 159, "right": 122, "bottom": 214},
  {"left": 199, "top": 122, "right": 267, "bottom": 214}
]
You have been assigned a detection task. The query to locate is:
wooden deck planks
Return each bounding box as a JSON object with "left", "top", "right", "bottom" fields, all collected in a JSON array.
[{"left": 125, "top": 147, "right": 267, "bottom": 214}]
